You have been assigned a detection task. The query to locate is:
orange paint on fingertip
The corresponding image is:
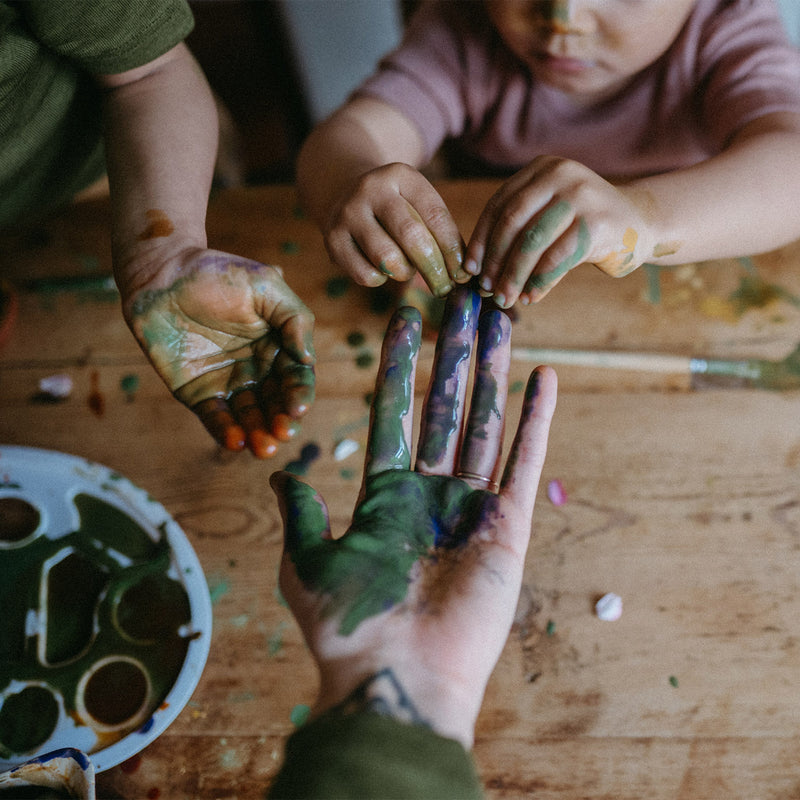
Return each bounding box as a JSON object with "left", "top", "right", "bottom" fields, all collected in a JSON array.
[
  {"left": 249, "top": 429, "right": 279, "bottom": 459},
  {"left": 223, "top": 425, "right": 247, "bottom": 452},
  {"left": 271, "top": 413, "right": 300, "bottom": 442}
]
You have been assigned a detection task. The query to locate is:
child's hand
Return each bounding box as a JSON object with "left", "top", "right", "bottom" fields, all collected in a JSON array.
[
  {"left": 466, "top": 156, "right": 655, "bottom": 307},
  {"left": 270, "top": 286, "right": 557, "bottom": 747},
  {"left": 322, "top": 163, "right": 470, "bottom": 297},
  {"left": 120, "top": 250, "right": 315, "bottom": 458}
]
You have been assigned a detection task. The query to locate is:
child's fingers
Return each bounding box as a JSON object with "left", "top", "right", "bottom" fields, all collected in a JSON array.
[
  {"left": 193, "top": 396, "right": 246, "bottom": 452},
  {"left": 415, "top": 286, "right": 481, "bottom": 474},
  {"left": 363, "top": 306, "right": 422, "bottom": 478},
  {"left": 499, "top": 366, "right": 558, "bottom": 522},
  {"left": 519, "top": 216, "right": 591, "bottom": 304},
  {"left": 325, "top": 226, "right": 394, "bottom": 288},
  {"left": 491, "top": 199, "right": 575, "bottom": 308},
  {"left": 456, "top": 310, "right": 511, "bottom": 489},
  {"left": 230, "top": 388, "right": 280, "bottom": 458}
]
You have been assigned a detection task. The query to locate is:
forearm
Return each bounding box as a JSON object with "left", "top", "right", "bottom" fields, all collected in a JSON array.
[
  {"left": 100, "top": 43, "right": 217, "bottom": 297},
  {"left": 628, "top": 113, "right": 800, "bottom": 265},
  {"left": 296, "top": 97, "right": 425, "bottom": 228}
]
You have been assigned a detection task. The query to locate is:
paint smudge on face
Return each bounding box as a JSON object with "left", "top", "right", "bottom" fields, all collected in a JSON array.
[
  {"left": 137, "top": 209, "right": 174, "bottom": 241},
  {"left": 284, "top": 442, "right": 322, "bottom": 476},
  {"left": 87, "top": 370, "right": 105, "bottom": 417}
]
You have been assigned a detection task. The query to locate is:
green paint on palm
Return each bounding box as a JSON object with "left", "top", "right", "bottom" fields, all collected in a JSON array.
[{"left": 283, "top": 471, "right": 496, "bottom": 636}]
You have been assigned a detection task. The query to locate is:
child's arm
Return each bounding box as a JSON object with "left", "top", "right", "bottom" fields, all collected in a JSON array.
[
  {"left": 99, "top": 43, "right": 316, "bottom": 457},
  {"left": 468, "top": 111, "right": 800, "bottom": 307},
  {"left": 296, "top": 96, "right": 470, "bottom": 296}
]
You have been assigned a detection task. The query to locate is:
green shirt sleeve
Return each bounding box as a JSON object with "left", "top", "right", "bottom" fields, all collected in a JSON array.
[
  {"left": 267, "top": 711, "right": 484, "bottom": 800},
  {"left": 18, "top": 0, "right": 194, "bottom": 74}
]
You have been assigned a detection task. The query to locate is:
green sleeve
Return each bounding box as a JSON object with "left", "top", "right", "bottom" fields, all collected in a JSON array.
[
  {"left": 267, "top": 711, "right": 484, "bottom": 800},
  {"left": 18, "top": 0, "right": 194, "bottom": 74}
]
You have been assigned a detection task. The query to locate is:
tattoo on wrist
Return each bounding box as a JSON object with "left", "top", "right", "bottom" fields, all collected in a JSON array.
[{"left": 329, "top": 668, "right": 430, "bottom": 729}]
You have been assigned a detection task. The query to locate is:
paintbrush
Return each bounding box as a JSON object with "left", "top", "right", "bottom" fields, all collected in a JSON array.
[{"left": 511, "top": 342, "right": 800, "bottom": 390}]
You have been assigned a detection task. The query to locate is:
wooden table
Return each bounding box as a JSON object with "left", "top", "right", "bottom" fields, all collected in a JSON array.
[{"left": 2, "top": 182, "right": 800, "bottom": 799}]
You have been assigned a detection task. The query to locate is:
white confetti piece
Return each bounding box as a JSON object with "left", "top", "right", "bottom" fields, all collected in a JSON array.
[
  {"left": 595, "top": 592, "right": 623, "bottom": 621},
  {"left": 333, "top": 438, "right": 359, "bottom": 462},
  {"left": 38, "top": 373, "right": 73, "bottom": 398},
  {"left": 547, "top": 478, "right": 567, "bottom": 506}
]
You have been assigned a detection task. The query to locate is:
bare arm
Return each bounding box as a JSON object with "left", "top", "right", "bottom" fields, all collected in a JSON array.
[
  {"left": 630, "top": 111, "right": 800, "bottom": 263},
  {"left": 468, "top": 111, "right": 800, "bottom": 306},
  {"left": 98, "top": 44, "right": 316, "bottom": 457}
]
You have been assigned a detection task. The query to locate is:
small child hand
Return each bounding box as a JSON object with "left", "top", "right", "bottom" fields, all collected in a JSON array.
[
  {"left": 322, "top": 163, "right": 470, "bottom": 297},
  {"left": 466, "top": 156, "right": 656, "bottom": 306},
  {"left": 121, "top": 249, "right": 315, "bottom": 458}
]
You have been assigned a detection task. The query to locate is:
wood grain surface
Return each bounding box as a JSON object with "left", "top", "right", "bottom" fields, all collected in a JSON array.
[{"left": 2, "top": 182, "right": 800, "bottom": 799}]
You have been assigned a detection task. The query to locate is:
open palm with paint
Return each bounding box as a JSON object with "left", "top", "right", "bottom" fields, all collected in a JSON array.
[
  {"left": 122, "top": 250, "right": 315, "bottom": 458},
  {"left": 270, "top": 285, "right": 557, "bottom": 750}
]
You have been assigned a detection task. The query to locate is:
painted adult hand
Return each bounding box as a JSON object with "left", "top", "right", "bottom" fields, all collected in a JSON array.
[
  {"left": 270, "top": 285, "right": 557, "bottom": 747},
  {"left": 322, "top": 162, "right": 470, "bottom": 298},
  {"left": 465, "top": 155, "right": 658, "bottom": 307},
  {"left": 121, "top": 249, "right": 315, "bottom": 458}
]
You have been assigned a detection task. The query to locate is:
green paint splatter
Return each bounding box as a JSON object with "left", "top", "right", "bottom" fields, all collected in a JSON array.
[
  {"left": 340, "top": 468, "right": 356, "bottom": 480},
  {"left": 268, "top": 621, "right": 289, "bottom": 656},
  {"left": 325, "top": 276, "right": 350, "bottom": 298},
  {"left": 346, "top": 331, "right": 366, "bottom": 347},
  {"left": 669, "top": 675, "right": 679, "bottom": 688},
  {"left": 643, "top": 263, "right": 662, "bottom": 304},
  {"left": 120, "top": 373, "right": 139, "bottom": 400},
  {"left": 290, "top": 703, "right": 311, "bottom": 727},
  {"left": 207, "top": 576, "right": 231, "bottom": 605},
  {"left": 546, "top": 619, "right": 556, "bottom": 636},
  {"left": 727, "top": 274, "right": 800, "bottom": 316},
  {"left": 355, "top": 351, "right": 375, "bottom": 369},
  {"left": 280, "top": 240, "right": 300, "bottom": 255},
  {"left": 509, "top": 380, "right": 525, "bottom": 394}
]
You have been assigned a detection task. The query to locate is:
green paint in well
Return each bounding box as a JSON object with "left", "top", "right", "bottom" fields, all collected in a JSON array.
[{"left": 0, "top": 494, "right": 191, "bottom": 756}]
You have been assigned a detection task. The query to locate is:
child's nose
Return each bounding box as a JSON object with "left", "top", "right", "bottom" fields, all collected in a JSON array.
[{"left": 536, "top": 0, "right": 584, "bottom": 35}]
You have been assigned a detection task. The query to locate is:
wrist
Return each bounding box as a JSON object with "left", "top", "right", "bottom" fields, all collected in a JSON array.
[{"left": 314, "top": 662, "right": 482, "bottom": 749}]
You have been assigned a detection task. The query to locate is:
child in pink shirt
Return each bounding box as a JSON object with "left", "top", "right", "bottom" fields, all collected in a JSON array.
[{"left": 297, "top": 0, "right": 800, "bottom": 308}]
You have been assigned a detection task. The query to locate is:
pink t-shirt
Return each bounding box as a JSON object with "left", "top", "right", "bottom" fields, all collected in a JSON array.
[{"left": 355, "top": 0, "right": 800, "bottom": 178}]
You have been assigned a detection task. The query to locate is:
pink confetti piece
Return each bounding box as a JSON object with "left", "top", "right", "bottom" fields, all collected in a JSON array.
[{"left": 547, "top": 478, "right": 567, "bottom": 506}]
